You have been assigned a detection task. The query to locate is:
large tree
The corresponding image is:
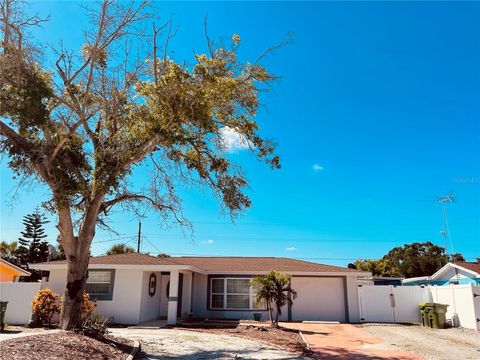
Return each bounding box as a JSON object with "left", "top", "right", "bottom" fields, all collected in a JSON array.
[
  {"left": 16, "top": 208, "right": 50, "bottom": 267},
  {"left": 0, "top": 0, "right": 281, "bottom": 329},
  {"left": 355, "top": 241, "right": 465, "bottom": 278}
]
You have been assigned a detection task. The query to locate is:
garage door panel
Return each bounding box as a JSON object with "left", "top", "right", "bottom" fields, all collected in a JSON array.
[{"left": 291, "top": 277, "right": 346, "bottom": 321}]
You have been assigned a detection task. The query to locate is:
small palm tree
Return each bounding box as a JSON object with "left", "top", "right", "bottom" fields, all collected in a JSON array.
[
  {"left": 106, "top": 243, "right": 135, "bottom": 255},
  {"left": 250, "top": 275, "right": 274, "bottom": 323},
  {"left": 251, "top": 271, "right": 297, "bottom": 327}
]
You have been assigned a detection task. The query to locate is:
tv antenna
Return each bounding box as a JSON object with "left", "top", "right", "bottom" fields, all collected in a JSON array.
[{"left": 436, "top": 193, "right": 455, "bottom": 263}]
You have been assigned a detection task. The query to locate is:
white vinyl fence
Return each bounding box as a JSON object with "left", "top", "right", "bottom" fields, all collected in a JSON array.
[
  {"left": 0, "top": 282, "right": 41, "bottom": 325},
  {"left": 358, "top": 284, "right": 480, "bottom": 331},
  {"left": 358, "top": 284, "right": 431, "bottom": 323},
  {"left": 430, "top": 284, "right": 480, "bottom": 331}
]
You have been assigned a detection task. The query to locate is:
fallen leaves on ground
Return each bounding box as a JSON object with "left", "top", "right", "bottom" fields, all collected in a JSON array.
[{"left": 0, "top": 332, "right": 133, "bottom": 360}]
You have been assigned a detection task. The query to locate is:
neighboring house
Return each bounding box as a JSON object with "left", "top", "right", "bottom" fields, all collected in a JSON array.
[
  {"left": 0, "top": 258, "right": 30, "bottom": 282},
  {"left": 403, "top": 261, "right": 480, "bottom": 286},
  {"left": 31, "top": 253, "right": 370, "bottom": 325}
]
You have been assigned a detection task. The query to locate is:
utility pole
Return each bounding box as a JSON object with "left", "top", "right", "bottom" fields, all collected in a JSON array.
[{"left": 137, "top": 220, "right": 142, "bottom": 253}]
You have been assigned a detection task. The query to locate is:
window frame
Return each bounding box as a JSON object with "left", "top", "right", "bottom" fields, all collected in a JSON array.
[
  {"left": 209, "top": 277, "right": 267, "bottom": 311},
  {"left": 85, "top": 269, "right": 115, "bottom": 301}
]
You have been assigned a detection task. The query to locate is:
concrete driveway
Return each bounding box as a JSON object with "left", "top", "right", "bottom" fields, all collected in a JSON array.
[
  {"left": 109, "top": 327, "right": 302, "bottom": 359},
  {"left": 281, "top": 323, "right": 422, "bottom": 360}
]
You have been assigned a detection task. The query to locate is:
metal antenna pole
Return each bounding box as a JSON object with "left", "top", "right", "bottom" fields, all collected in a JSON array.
[
  {"left": 437, "top": 194, "right": 455, "bottom": 264},
  {"left": 137, "top": 221, "right": 142, "bottom": 253},
  {"left": 441, "top": 201, "right": 449, "bottom": 263}
]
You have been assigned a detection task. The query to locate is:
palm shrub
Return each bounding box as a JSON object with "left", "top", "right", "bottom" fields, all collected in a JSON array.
[
  {"left": 250, "top": 275, "right": 274, "bottom": 323},
  {"left": 251, "top": 271, "right": 297, "bottom": 327}
]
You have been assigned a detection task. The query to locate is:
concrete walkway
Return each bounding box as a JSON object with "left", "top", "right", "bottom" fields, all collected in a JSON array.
[{"left": 281, "top": 323, "right": 422, "bottom": 360}]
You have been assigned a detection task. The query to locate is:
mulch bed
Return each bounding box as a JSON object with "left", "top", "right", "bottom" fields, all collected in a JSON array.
[
  {"left": 174, "top": 320, "right": 313, "bottom": 357},
  {"left": 0, "top": 332, "right": 133, "bottom": 360}
]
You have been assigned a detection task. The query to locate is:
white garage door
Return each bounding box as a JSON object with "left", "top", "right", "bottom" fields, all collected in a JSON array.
[{"left": 291, "top": 277, "right": 346, "bottom": 321}]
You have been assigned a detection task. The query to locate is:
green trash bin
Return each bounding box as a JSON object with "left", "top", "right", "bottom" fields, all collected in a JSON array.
[
  {"left": 425, "top": 303, "right": 448, "bottom": 329},
  {"left": 0, "top": 301, "right": 8, "bottom": 331},
  {"left": 418, "top": 303, "right": 430, "bottom": 327}
]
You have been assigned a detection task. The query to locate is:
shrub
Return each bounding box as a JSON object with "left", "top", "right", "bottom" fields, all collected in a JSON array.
[
  {"left": 77, "top": 313, "right": 109, "bottom": 339},
  {"left": 81, "top": 292, "right": 97, "bottom": 316},
  {"left": 32, "top": 289, "right": 61, "bottom": 326}
]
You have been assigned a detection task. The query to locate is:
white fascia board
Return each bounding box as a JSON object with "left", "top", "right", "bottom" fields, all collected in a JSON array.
[
  {"left": 29, "top": 263, "right": 204, "bottom": 273},
  {"left": 449, "top": 263, "right": 479, "bottom": 277},
  {"left": 203, "top": 270, "right": 371, "bottom": 277},
  {"left": 402, "top": 276, "right": 430, "bottom": 283},
  {"left": 429, "top": 263, "right": 453, "bottom": 280}
]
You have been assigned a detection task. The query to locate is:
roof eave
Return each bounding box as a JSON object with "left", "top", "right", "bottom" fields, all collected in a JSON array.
[
  {"left": 29, "top": 263, "right": 205, "bottom": 273},
  {"left": 1, "top": 259, "right": 31, "bottom": 276},
  {"left": 203, "top": 270, "right": 371, "bottom": 277}
]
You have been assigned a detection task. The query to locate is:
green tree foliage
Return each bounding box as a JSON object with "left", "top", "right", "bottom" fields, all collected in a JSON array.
[
  {"left": 105, "top": 243, "right": 135, "bottom": 255},
  {"left": 355, "top": 242, "right": 466, "bottom": 278},
  {"left": 15, "top": 208, "right": 50, "bottom": 267},
  {"left": 0, "top": 1, "right": 283, "bottom": 329},
  {"left": 250, "top": 271, "right": 297, "bottom": 327},
  {"left": 0, "top": 241, "right": 18, "bottom": 262}
]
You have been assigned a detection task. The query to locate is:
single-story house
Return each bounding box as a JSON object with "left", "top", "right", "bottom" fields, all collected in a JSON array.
[
  {"left": 0, "top": 258, "right": 30, "bottom": 282},
  {"left": 403, "top": 261, "right": 480, "bottom": 286},
  {"left": 31, "top": 253, "right": 370, "bottom": 325}
]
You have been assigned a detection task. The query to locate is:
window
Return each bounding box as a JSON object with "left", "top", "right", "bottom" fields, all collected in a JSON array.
[
  {"left": 210, "top": 278, "right": 266, "bottom": 310},
  {"left": 85, "top": 270, "right": 115, "bottom": 300}
]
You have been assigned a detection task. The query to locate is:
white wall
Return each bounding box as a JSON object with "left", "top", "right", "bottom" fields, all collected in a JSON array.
[
  {"left": 0, "top": 282, "right": 41, "bottom": 324},
  {"left": 159, "top": 274, "right": 169, "bottom": 317},
  {"left": 346, "top": 276, "right": 361, "bottom": 322},
  {"left": 139, "top": 271, "right": 162, "bottom": 323},
  {"left": 44, "top": 268, "right": 144, "bottom": 324}
]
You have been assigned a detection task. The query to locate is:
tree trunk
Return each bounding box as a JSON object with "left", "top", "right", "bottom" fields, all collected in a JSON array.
[
  {"left": 267, "top": 301, "right": 273, "bottom": 324},
  {"left": 58, "top": 201, "right": 101, "bottom": 330},
  {"left": 273, "top": 304, "right": 280, "bottom": 327},
  {"left": 60, "top": 251, "right": 89, "bottom": 329}
]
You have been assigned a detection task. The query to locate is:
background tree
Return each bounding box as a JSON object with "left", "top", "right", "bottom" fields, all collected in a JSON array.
[
  {"left": 0, "top": 0, "right": 282, "bottom": 329},
  {"left": 15, "top": 209, "right": 50, "bottom": 269},
  {"left": 355, "top": 242, "right": 466, "bottom": 278},
  {"left": 0, "top": 240, "right": 17, "bottom": 262},
  {"left": 105, "top": 243, "right": 135, "bottom": 255}
]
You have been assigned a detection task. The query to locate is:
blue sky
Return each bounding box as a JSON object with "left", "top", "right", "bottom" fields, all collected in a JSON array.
[{"left": 1, "top": 1, "right": 479, "bottom": 266}]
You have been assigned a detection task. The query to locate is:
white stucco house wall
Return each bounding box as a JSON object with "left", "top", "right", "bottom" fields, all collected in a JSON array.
[
  {"left": 31, "top": 253, "right": 370, "bottom": 325},
  {"left": 403, "top": 261, "right": 480, "bottom": 286}
]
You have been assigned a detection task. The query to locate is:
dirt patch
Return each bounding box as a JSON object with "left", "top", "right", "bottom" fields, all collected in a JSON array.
[
  {"left": 174, "top": 321, "right": 313, "bottom": 357},
  {"left": 0, "top": 332, "right": 133, "bottom": 360},
  {"left": 363, "top": 324, "right": 480, "bottom": 360}
]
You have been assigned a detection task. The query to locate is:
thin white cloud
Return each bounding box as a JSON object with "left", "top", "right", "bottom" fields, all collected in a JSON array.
[
  {"left": 312, "top": 164, "right": 324, "bottom": 172},
  {"left": 285, "top": 246, "right": 296, "bottom": 252},
  {"left": 219, "top": 127, "right": 251, "bottom": 152},
  {"left": 202, "top": 239, "right": 214, "bottom": 245}
]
